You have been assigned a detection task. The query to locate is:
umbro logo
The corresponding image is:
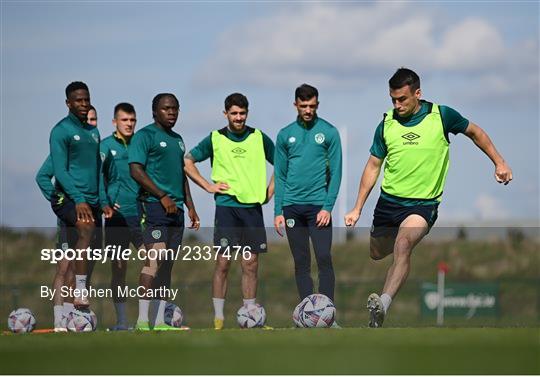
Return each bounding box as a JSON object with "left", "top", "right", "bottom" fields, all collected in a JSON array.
[
  {"left": 232, "top": 147, "right": 246, "bottom": 154},
  {"left": 401, "top": 132, "right": 420, "bottom": 141}
]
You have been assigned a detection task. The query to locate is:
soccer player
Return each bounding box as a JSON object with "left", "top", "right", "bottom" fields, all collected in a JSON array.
[
  {"left": 129, "top": 93, "right": 199, "bottom": 331},
  {"left": 99, "top": 102, "right": 144, "bottom": 330},
  {"left": 49, "top": 82, "right": 102, "bottom": 310},
  {"left": 344, "top": 68, "right": 513, "bottom": 327},
  {"left": 274, "top": 84, "right": 343, "bottom": 311},
  {"left": 37, "top": 105, "right": 98, "bottom": 330},
  {"left": 184, "top": 93, "right": 275, "bottom": 330}
]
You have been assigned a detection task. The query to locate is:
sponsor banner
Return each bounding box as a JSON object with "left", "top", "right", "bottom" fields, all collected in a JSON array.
[{"left": 421, "top": 282, "right": 499, "bottom": 317}]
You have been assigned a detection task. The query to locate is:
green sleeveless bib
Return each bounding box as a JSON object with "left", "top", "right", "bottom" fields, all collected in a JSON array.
[
  {"left": 381, "top": 103, "right": 449, "bottom": 200},
  {"left": 211, "top": 128, "right": 267, "bottom": 204}
]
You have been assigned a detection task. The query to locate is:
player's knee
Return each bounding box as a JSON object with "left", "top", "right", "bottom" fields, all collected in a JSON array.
[
  {"left": 141, "top": 264, "right": 158, "bottom": 278},
  {"left": 394, "top": 237, "right": 413, "bottom": 255},
  {"left": 215, "top": 259, "right": 231, "bottom": 275},
  {"left": 76, "top": 222, "right": 95, "bottom": 240},
  {"left": 242, "top": 257, "right": 258, "bottom": 274},
  {"left": 316, "top": 253, "right": 333, "bottom": 269},
  {"left": 369, "top": 244, "right": 386, "bottom": 260},
  {"left": 294, "top": 260, "right": 310, "bottom": 274}
]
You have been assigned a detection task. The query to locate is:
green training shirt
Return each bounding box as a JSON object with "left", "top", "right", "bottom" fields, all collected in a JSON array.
[
  {"left": 274, "top": 116, "right": 342, "bottom": 216},
  {"left": 128, "top": 123, "right": 186, "bottom": 208},
  {"left": 370, "top": 100, "right": 469, "bottom": 206},
  {"left": 100, "top": 132, "right": 140, "bottom": 217},
  {"left": 49, "top": 112, "right": 101, "bottom": 205},
  {"left": 189, "top": 126, "right": 274, "bottom": 208},
  {"left": 35, "top": 155, "right": 54, "bottom": 201}
]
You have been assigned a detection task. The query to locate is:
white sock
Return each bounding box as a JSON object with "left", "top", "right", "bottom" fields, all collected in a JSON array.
[
  {"left": 54, "top": 305, "right": 63, "bottom": 326},
  {"left": 75, "top": 275, "right": 87, "bottom": 291},
  {"left": 114, "top": 301, "right": 127, "bottom": 326},
  {"left": 243, "top": 298, "right": 256, "bottom": 306},
  {"left": 154, "top": 300, "right": 167, "bottom": 326},
  {"left": 381, "top": 293, "right": 392, "bottom": 314},
  {"left": 63, "top": 302, "right": 74, "bottom": 318},
  {"left": 137, "top": 299, "right": 150, "bottom": 323},
  {"left": 213, "top": 298, "right": 225, "bottom": 319}
]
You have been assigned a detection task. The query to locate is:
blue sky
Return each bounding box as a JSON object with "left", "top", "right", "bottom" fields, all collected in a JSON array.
[{"left": 1, "top": 1, "right": 538, "bottom": 228}]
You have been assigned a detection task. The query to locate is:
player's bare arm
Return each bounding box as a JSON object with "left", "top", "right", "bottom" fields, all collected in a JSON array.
[
  {"left": 265, "top": 174, "right": 275, "bottom": 204},
  {"left": 464, "top": 122, "right": 513, "bottom": 185},
  {"left": 129, "top": 162, "right": 177, "bottom": 214},
  {"left": 183, "top": 153, "right": 230, "bottom": 193},
  {"left": 345, "top": 155, "right": 383, "bottom": 227},
  {"left": 183, "top": 173, "right": 200, "bottom": 230}
]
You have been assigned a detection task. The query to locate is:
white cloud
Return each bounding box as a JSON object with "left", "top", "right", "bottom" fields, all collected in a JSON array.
[
  {"left": 474, "top": 193, "right": 510, "bottom": 220},
  {"left": 193, "top": 2, "right": 537, "bottom": 96}
]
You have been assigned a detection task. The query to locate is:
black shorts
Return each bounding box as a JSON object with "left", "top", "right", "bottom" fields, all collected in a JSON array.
[
  {"left": 213, "top": 205, "right": 267, "bottom": 254},
  {"left": 54, "top": 219, "right": 78, "bottom": 259},
  {"left": 140, "top": 201, "right": 184, "bottom": 250},
  {"left": 51, "top": 192, "right": 101, "bottom": 227},
  {"left": 51, "top": 192, "right": 102, "bottom": 247},
  {"left": 371, "top": 196, "right": 438, "bottom": 238},
  {"left": 105, "top": 213, "right": 143, "bottom": 257}
]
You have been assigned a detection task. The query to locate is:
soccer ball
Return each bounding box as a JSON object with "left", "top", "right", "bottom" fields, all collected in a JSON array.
[
  {"left": 298, "top": 294, "right": 336, "bottom": 328},
  {"left": 292, "top": 301, "right": 306, "bottom": 328},
  {"left": 236, "top": 303, "right": 266, "bottom": 328},
  {"left": 164, "top": 302, "right": 184, "bottom": 327},
  {"left": 67, "top": 309, "right": 97, "bottom": 332},
  {"left": 8, "top": 308, "right": 36, "bottom": 333}
]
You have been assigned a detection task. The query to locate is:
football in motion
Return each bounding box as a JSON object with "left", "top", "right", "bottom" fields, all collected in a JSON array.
[
  {"left": 8, "top": 308, "right": 36, "bottom": 333},
  {"left": 237, "top": 303, "right": 266, "bottom": 328},
  {"left": 297, "top": 294, "right": 336, "bottom": 328},
  {"left": 66, "top": 309, "right": 97, "bottom": 332},
  {"left": 164, "top": 302, "right": 184, "bottom": 327}
]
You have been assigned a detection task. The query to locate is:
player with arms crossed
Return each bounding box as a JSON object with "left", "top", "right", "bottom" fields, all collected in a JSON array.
[
  {"left": 129, "top": 93, "right": 199, "bottom": 331},
  {"left": 184, "top": 93, "right": 275, "bottom": 330},
  {"left": 345, "top": 68, "right": 512, "bottom": 327}
]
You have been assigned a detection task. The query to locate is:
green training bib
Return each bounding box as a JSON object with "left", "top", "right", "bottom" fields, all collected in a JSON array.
[{"left": 382, "top": 103, "right": 449, "bottom": 200}]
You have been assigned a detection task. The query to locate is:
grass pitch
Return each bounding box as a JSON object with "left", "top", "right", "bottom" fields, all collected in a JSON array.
[{"left": 1, "top": 327, "right": 538, "bottom": 374}]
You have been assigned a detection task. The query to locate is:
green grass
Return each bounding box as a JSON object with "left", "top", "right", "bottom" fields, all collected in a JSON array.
[{"left": 1, "top": 327, "right": 538, "bottom": 374}]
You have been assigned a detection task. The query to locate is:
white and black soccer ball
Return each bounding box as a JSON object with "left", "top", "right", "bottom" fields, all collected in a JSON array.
[
  {"left": 164, "top": 302, "right": 184, "bottom": 327},
  {"left": 292, "top": 301, "right": 306, "bottom": 328},
  {"left": 237, "top": 303, "right": 266, "bottom": 328},
  {"left": 66, "top": 309, "right": 97, "bottom": 332},
  {"left": 8, "top": 308, "right": 36, "bottom": 333},
  {"left": 298, "top": 294, "right": 336, "bottom": 328}
]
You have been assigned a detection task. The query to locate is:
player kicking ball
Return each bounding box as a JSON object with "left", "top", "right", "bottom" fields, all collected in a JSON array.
[{"left": 345, "top": 68, "right": 512, "bottom": 327}]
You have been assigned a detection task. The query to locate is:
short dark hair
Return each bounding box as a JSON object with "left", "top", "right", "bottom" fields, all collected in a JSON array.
[
  {"left": 114, "top": 102, "right": 136, "bottom": 117},
  {"left": 224, "top": 93, "right": 249, "bottom": 111},
  {"left": 389, "top": 68, "right": 420, "bottom": 91},
  {"left": 89, "top": 105, "right": 96, "bottom": 112},
  {"left": 295, "top": 84, "right": 318, "bottom": 101},
  {"left": 152, "top": 93, "right": 179, "bottom": 113},
  {"left": 65, "top": 81, "right": 89, "bottom": 99}
]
